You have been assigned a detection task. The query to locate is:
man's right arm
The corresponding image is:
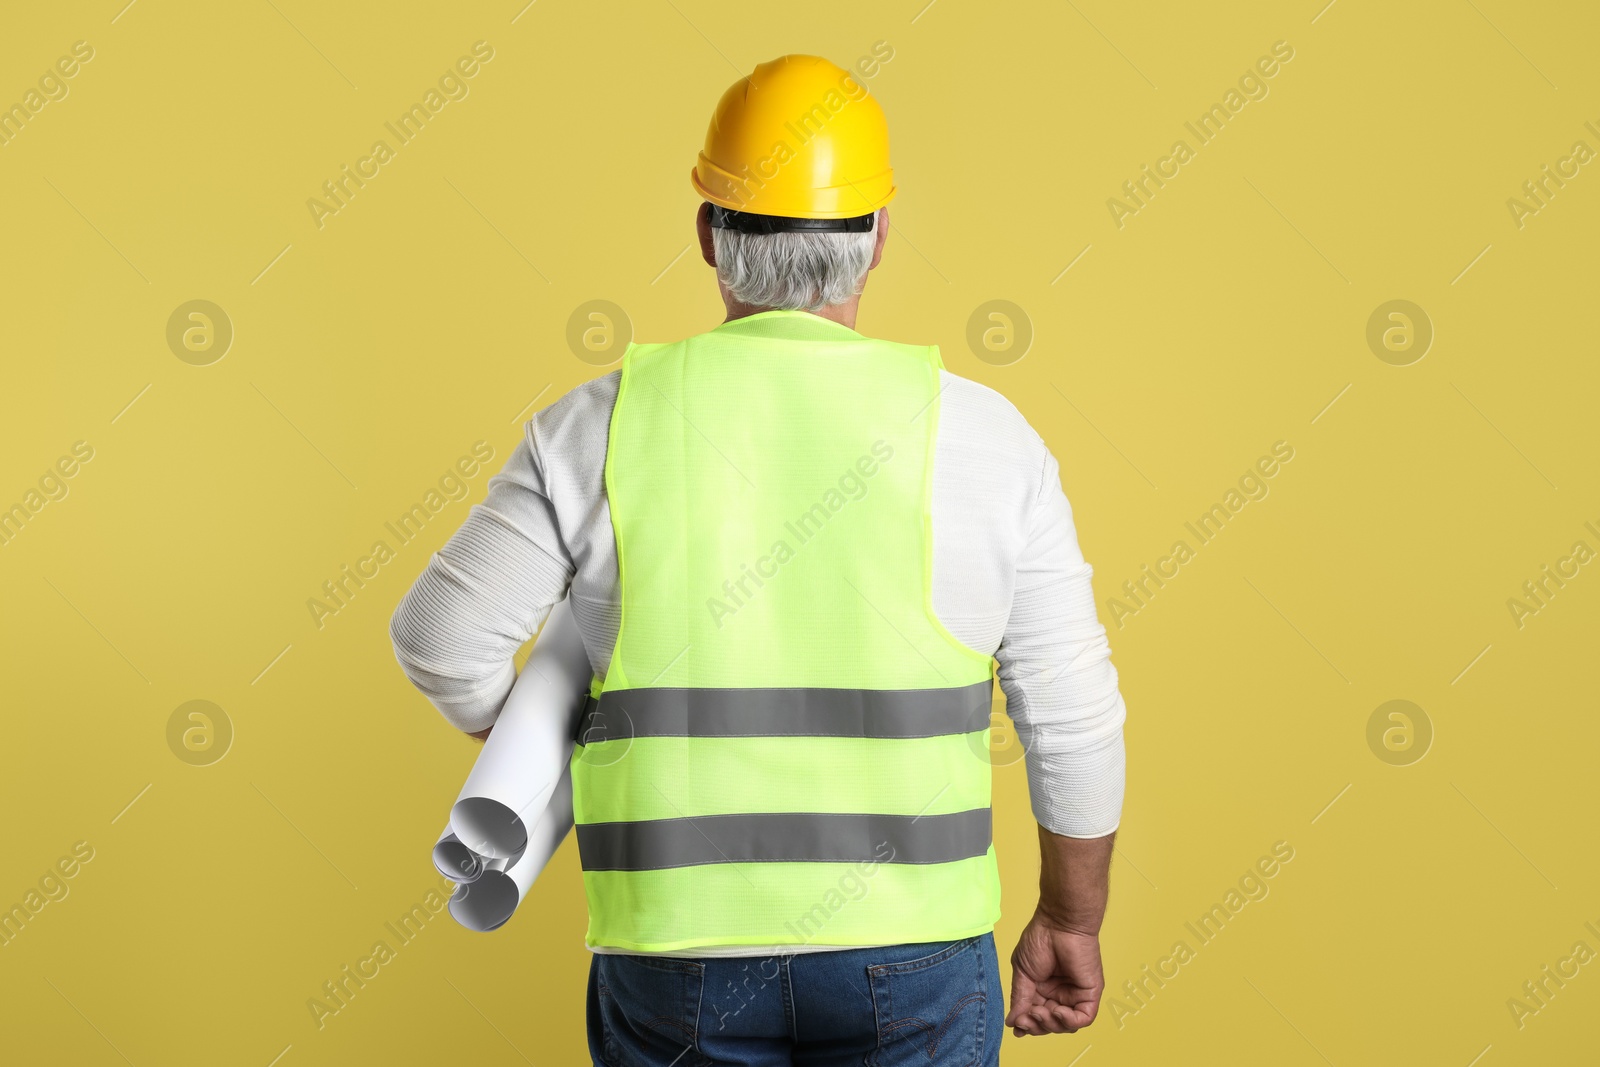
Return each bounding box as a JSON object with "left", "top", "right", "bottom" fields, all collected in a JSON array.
[
  {"left": 1006, "top": 826, "right": 1114, "bottom": 1035},
  {"left": 994, "top": 444, "right": 1127, "bottom": 1036}
]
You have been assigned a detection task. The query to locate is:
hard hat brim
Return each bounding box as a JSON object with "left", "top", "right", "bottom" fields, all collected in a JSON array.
[{"left": 691, "top": 164, "right": 897, "bottom": 220}]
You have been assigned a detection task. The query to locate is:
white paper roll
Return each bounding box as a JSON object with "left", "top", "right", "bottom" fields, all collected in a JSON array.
[
  {"left": 434, "top": 823, "right": 527, "bottom": 884},
  {"left": 450, "top": 597, "right": 591, "bottom": 860},
  {"left": 449, "top": 760, "right": 576, "bottom": 933},
  {"left": 432, "top": 822, "right": 483, "bottom": 884}
]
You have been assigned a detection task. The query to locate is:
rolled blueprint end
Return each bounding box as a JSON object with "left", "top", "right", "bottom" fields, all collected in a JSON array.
[
  {"left": 451, "top": 796, "right": 529, "bottom": 861},
  {"left": 432, "top": 834, "right": 484, "bottom": 884},
  {"left": 445, "top": 761, "right": 575, "bottom": 933},
  {"left": 449, "top": 871, "right": 519, "bottom": 932},
  {"left": 449, "top": 598, "right": 587, "bottom": 860}
]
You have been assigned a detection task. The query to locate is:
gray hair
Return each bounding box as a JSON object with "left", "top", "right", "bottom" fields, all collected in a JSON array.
[{"left": 711, "top": 226, "right": 875, "bottom": 311}]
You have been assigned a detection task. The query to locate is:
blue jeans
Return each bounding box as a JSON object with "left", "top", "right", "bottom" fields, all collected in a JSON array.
[{"left": 587, "top": 933, "right": 1004, "bottom": 1066}]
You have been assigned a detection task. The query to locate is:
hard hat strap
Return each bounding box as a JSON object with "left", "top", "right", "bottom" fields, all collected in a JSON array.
[{"left": 708, "top": 204, "right": 876, "bottom": 234}]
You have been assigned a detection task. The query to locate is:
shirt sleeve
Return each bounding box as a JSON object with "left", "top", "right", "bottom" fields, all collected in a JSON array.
[
  {"left": 995, "top": 446, "right": 1128, "bottom": 838},
  {"left": 388, "top": 425, "right": 574, "bottom": 733}
]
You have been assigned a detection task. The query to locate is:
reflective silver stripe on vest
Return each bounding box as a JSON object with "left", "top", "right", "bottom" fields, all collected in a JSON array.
[
  {"left": 575, "top": 808, "right": 992, "bottom": 871},
  {"left": 577, "top": 680, "right": 992, "bottom": 743}
]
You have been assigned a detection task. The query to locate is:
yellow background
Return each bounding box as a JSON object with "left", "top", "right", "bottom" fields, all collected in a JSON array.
[{"left": 2, "top": 0, "right": 1596, "bottom": 1063}]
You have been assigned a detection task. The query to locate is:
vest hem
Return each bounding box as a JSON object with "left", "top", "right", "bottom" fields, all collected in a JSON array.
[{"left": 583, "top": 915, "right": 1001, "bottom": 955}]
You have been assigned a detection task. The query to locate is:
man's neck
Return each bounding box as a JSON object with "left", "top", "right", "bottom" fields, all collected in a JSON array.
[{"left": 722, "top": 295, "right": 861, "bottom": 331}]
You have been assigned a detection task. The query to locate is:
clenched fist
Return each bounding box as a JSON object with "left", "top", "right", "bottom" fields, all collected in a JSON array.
[{"left": 1005, "top": 911, "right": 1105, "bottom": 1037}]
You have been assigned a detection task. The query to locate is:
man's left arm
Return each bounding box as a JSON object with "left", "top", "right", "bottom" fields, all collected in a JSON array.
[{"left": 389, "top": 428, "right": 574, "bottom": 737}]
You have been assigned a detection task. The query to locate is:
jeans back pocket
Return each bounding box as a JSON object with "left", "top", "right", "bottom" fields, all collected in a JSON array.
[
  {"left": 867, "top": 936, "right": 991, "bottom": 1066},
  {"left": 595, "top": 955, "right": 709, "bottom": 1067}
]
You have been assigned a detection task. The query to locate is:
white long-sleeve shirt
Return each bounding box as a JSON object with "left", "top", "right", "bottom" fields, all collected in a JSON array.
[{"left": 392, "top": 337, "right": 1126, "bottom": 864}]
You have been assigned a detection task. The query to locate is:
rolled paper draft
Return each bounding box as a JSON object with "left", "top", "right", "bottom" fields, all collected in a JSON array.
[
  {"left": 432, "top": 823, "right": 484, "bottom": 884},
  {"left": 450, "top": 597, "right": 591, "bottom": 860},
  {"left": 449, "top": 760, "right": 575, "bottom": 933}
]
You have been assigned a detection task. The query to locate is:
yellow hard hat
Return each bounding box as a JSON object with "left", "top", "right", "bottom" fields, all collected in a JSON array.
[{"left": 691, "top": 54, "right": 896, "bottom": 228}]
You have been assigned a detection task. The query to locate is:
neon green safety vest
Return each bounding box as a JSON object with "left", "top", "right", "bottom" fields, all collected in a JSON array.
[{"left": 571, "top": 309, "right": 1001, "bottom": 953}]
